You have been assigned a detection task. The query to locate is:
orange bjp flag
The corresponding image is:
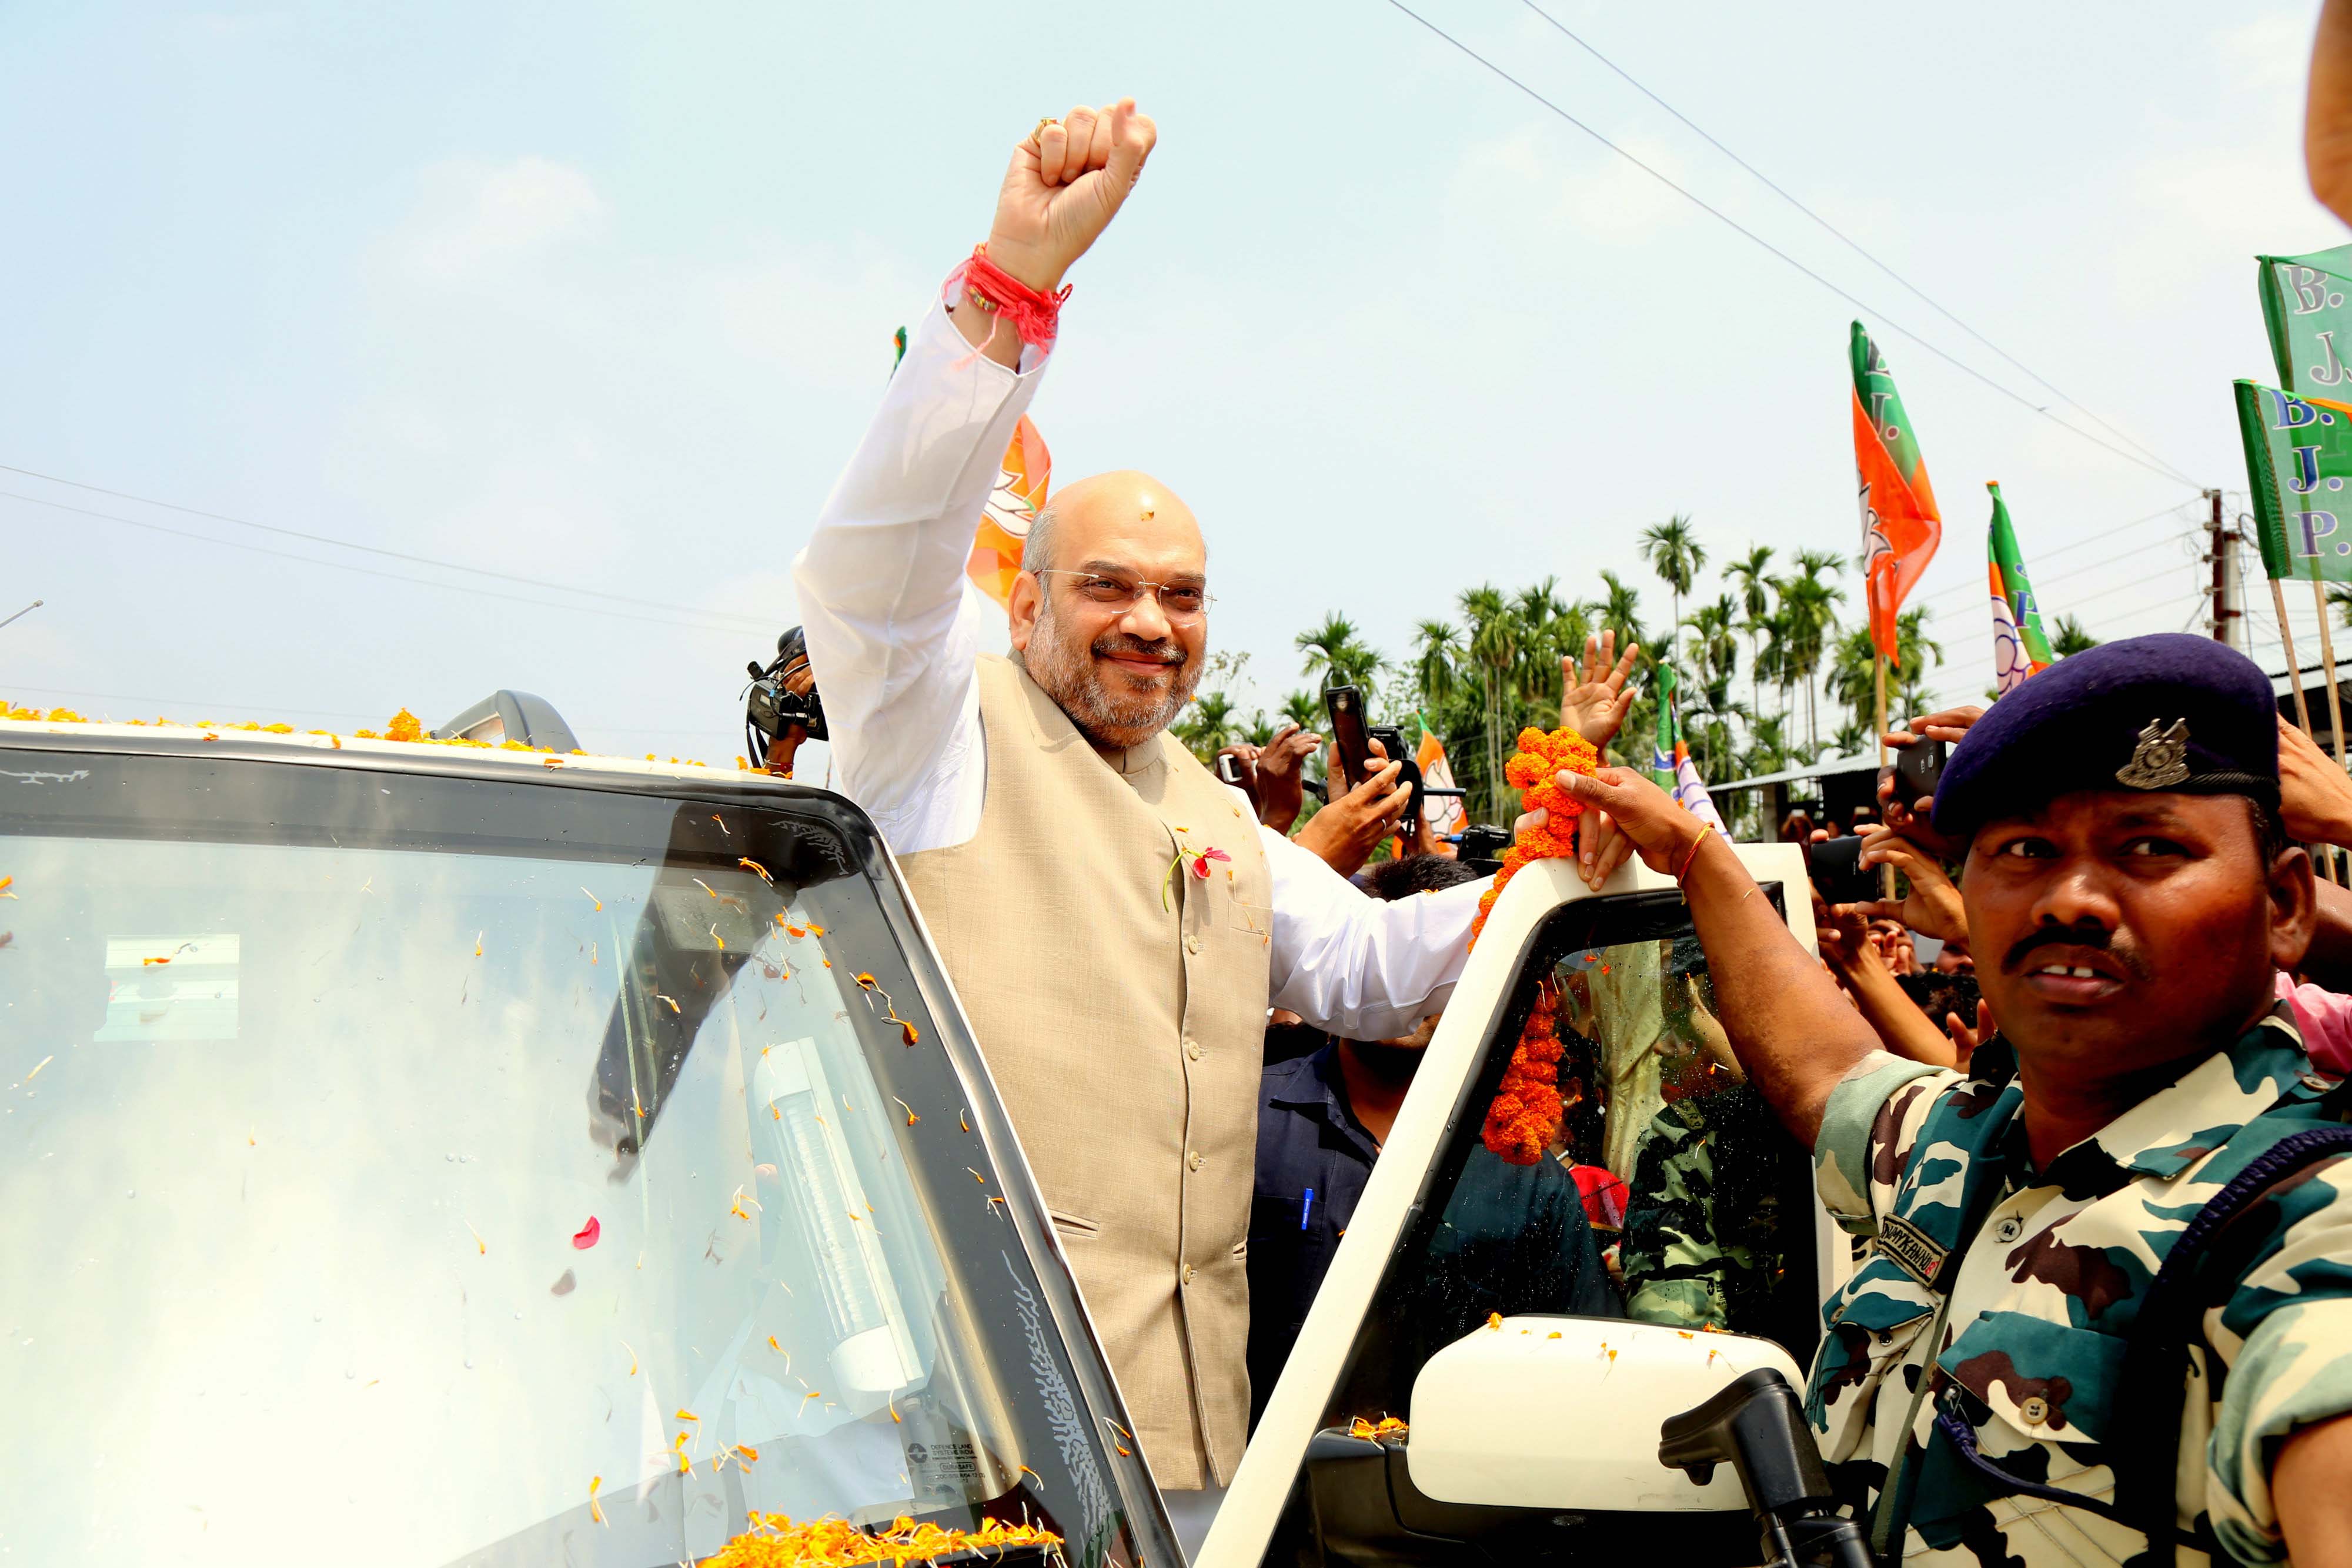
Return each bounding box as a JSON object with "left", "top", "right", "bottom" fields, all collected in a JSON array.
[
  {"left": 1850, "top": 322, "right": 1942, "bottom": 665},
  {"left": 967, "top": 416, "right": 1052, "bottom": 608}
]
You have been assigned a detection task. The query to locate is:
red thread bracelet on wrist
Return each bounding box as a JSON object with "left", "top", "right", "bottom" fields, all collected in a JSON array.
[
  {"left": 941, "top": 244, "right": 1071, "bottom": 352},
  {"left": 1675, "top": 824, "right": 1709, "bottom": 883}
]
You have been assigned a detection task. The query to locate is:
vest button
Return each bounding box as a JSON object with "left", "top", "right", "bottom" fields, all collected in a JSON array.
[
  {"left": 2019, "top": 1395, "right": 2049, "bottom": 1426},
  {"left": 1185, "top": 934, "right": 1201, "bottom": 955},
  {"left": 1185, "top": 1040, "right": 1203, "bottom": 1061},
  {"left": 1181, "top": 1264, "right": 1196, "bottom": 1285},
  {"left": 1187, "top": 1150, "right": 1205, "bottom": 1171}
]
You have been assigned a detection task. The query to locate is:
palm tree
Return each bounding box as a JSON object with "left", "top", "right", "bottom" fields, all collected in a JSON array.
[
  {"left": 1295, "top": 612, "right": 1384, "bottom": 693},
  {"left": 1241, "top": 712, "right": 1277, "bottom": 747},
  {"left": 1172, "top": 690, "right": 1237, "bottom": 764},
  {"left": 1459, "top": 585, "right": 1521, "bottom": 821},
  {"left": 1595, "top": 570, "right": 1650, "bottom": 663},
  {"left": 2052, "top": 614, "right": 2100, "bottom": 657},
  {"left": 1684, "top": 594, "right": 1739, "bottom": 688},
  {"left": 1827, "top": 609, "right": 1942, "bottom": 735},
  {"left": 1781, "top": 550, "right": 1846, "bottom": 748},
  {"left": 1639, "top": 514, "right": 1708, "bottom": 689},
  {"left": 1742, "top": 711, "right": 1790, "bottom": 779},
  {"left": 1412, "top": 620, "right": 1464, "bottom": 713},
  {"left": 1280, "top": 690, "right": 1321, "bottom": 730},
  {"left": 1727, "top": 545, "right": 1776, "bottom": 724}
]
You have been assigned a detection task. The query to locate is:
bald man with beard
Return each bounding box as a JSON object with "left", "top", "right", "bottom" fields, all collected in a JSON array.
[{"left": 792, "top": 101, "right": 1487, "bottom": 1542}]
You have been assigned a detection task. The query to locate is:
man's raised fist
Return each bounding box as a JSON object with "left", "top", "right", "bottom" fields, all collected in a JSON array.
[{"left": 984, "top": 98, "right": 1156, "bottom": 294}]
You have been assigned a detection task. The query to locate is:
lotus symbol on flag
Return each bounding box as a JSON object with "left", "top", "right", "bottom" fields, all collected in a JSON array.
[{"left": 966, "top": 415, "right": 1053, "bottom": 609}]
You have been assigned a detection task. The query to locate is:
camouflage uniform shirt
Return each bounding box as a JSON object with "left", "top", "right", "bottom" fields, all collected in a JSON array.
[{"left": 1807, "top": 1011, "right": 2352, "bottom": 1567}]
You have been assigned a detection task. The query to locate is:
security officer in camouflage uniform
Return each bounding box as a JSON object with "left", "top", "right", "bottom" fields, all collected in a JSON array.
[
  {"left": 1619, "top": 1083, "right": 1821, "bottom": 1353},
  {"left": 1549, "top": 633, "right": 2352, "bottom": 1568}
]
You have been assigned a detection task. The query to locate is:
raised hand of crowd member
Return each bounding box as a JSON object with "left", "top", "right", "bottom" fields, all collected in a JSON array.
[
  {"left": 2278, "top": 716, "right": 2352, "bottom": 847},
  {"left": 1559, "top": 631, "right": 1641, "bottom": 754},
  {"left": 1875, "top": 704, "right": 1983, "bottom": 860},
  {"left": 1553, "top": 767, "right": 1887, "bottom": 1139},
  {"left": 1869, "top": 920, "right": 1919, "bottom": 978},
  {"left": 1294, "top": 737, "right": 1411, "bottom": 877},
  {"left": 1812, "top": 890, "right": 1959, "bottom": 1068},
  {"left": 1847, "top": 824, "right": 1966, "bottom": 944},
  {"left": 1249, "top": 723, "right": 1321, "bottom": 835},
  {"left": 1943, "top": 994, "right": 1995, "bottom": 1073}
]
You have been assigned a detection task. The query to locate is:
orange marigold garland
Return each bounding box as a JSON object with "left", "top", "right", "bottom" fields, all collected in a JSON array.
[
  {"left": 706, "top": 1513, "right": 1064, "bottom": 1568},
  {"left": 1471, "top": 726, "right": 1598, "bottom": 1166},
  {"left": 1482, "top": 979, "right": 1567, "bottom": 1164},
  {"left": 1470, "top": 727, "right": 1600, "bottom": 947}
]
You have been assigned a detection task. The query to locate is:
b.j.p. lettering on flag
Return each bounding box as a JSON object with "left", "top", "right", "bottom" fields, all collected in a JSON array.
[{"left": 2234, "top": 379, "right": 2352, "bottom": 584}]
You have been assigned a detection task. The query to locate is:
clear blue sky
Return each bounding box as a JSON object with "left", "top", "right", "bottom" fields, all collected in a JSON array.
[{"left": 1, "top": 2, "right": 2338, "bottom": 760}]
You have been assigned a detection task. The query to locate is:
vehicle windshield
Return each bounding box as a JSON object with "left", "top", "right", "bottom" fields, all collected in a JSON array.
[
  {"left": 0, "top": 745, "right": 1162, "bottom": 1568},
  {"left": 1320, "top": 890, "right": 1821, "bottom": 1430}
]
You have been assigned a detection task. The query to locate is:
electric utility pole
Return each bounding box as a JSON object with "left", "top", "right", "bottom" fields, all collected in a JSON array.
[{"left": 2207, "top": 490, "right": 2244, "bottom": 648}]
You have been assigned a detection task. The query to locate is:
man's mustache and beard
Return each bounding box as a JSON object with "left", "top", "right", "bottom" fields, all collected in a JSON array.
[{"left": 1024, "top": 593, "right": 1204, "bottom": 751}]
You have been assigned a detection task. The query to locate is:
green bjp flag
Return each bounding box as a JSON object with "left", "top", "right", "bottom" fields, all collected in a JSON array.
[
  {"left": 1987, "top": 482, "right": 2053, "bottom": 696},
  {"left": 2234, "top": 379, "right": 2352, "bottom": 583},
  {"left": 1651, "top": 665, "right": 1679, "bottom": 790},
  {"left": 2258, "top": 243, "right": 2352, "bottom": 392}
]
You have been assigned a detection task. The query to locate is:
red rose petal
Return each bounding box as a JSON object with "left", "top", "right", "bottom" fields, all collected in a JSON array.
[{"left": 572, "top": 1216, "right": 601, "bottom": 1250}]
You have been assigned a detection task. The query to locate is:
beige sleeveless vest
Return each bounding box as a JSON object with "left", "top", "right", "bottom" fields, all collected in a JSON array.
[{"left": 900, "top": 654, "right": 1273, "bottom": 1489}]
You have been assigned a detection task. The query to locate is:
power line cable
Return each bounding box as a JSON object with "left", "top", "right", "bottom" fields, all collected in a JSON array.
[
  {"left": 1382, "top": 0, "right": 2206, "bottom": 489},
  {"left": 0, "top": 490, "right": 760, "bottom": 640},
  {"left": 0, "top": 461, "right": 777, "bottom": 630},
  {"left": 1916, "top": 527, "right": 2199, "bottom": 613},
  {"left": 1515, "top": 0, "right": 2195, "bottom": 484},
  {"left": 1914, "top": 503, "right": 2200, "bottom": 607}
]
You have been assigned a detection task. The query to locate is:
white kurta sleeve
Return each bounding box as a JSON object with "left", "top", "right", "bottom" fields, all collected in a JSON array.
[
  {"left": 1262, "top": 826, "right": 1490, "bottom": 1041},
  {"left": 791, "top": 302, "right": 1049, "bottom": 854}
]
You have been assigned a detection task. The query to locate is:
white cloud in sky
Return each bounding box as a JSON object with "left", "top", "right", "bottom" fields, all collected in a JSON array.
[{"left": 396, "top": 155, "right": 607, "bottom": 285}]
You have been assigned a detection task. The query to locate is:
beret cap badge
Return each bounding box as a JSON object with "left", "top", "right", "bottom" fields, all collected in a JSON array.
[{"left": 2116, "top": 718, "right": 2192, "bottom": 790}]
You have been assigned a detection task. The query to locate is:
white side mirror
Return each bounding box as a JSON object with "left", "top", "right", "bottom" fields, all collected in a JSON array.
[{"left": 1405, "top": 1317, "right": 1805, "bottom": 1513}]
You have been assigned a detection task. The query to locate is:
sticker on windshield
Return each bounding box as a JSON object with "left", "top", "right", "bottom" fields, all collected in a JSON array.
[{"left": 97, "top": 934, "right": 240, "bottom": 1042}]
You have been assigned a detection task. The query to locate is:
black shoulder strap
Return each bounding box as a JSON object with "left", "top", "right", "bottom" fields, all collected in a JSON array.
[{"left": 2111, "top": 1124, "right": 2352, "bottom": 1567}]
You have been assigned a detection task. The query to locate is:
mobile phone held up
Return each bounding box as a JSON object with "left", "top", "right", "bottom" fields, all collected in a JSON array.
[
  {"left": 1802, "top": 835, "right": 1878, "bottom": 907},
  {"left": 1324, "top": 686, "right": 1375, "bottom": 793},
  {"left": 1215, "top": 751, "right": 1260, "bottom": 813},
  {"left": 1890, "top": 737, "right": 1947, "bottom": 810}
]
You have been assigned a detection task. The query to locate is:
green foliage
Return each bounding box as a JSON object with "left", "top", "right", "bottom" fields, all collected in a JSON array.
[
  {"left": 1247, "top": 515, "right": 1965, "bottom": 833},
  {"left": 1171, "top": 690, "right": 1238, "bottom": 764},
  {"left": 1295, "top": 612, "right": 1385, "bottom": 693},
  {"left": 2051, "top": 614, "right": 2100, "bottom": 657},
  {"left": 1826, "top": 607, "right": 1942, "bottom": 735}
]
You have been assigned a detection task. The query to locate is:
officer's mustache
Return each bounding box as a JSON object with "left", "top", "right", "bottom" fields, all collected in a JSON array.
[{"left": 2000, "top": 924, "right": 2152, "bottom": 980}]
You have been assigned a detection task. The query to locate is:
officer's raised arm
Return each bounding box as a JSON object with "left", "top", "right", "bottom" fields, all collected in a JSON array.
[{"left": 1558, "top": 766, "right": 1876, "bottom": 1146}]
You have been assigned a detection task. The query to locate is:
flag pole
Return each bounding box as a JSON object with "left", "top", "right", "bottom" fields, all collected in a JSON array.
[
  {"left": 2312, "top": 579, "right": 2350, "bottom": 885},
  {"left": 2274, "top": 579, "right": 2316, "bottom": 737},
  {"left": 1874, "top": 648, "right": 1895, "bottom": 899},
  {"left": 2272, "top": 580, "right": 2334, "bottom": 881}
]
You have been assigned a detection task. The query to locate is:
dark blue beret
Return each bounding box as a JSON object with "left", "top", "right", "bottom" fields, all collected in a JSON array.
[{"left": 1930, "top": 633, "right": 2280, "bottom": 841}]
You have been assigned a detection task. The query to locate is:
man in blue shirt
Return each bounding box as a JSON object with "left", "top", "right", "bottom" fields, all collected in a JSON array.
[{"left": 1247, "top": 856, "right": 1619, "bottom": 1427}]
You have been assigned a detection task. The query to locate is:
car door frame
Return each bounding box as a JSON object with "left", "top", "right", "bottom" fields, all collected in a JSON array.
[{"left": 1198, "top": 843, "right": 1844, "bottom": 1568}]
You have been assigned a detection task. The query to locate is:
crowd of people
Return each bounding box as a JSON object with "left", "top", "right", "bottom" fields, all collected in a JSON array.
[{"left": 786, "top": 81, "right": 2352, "bottom": 1568}]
